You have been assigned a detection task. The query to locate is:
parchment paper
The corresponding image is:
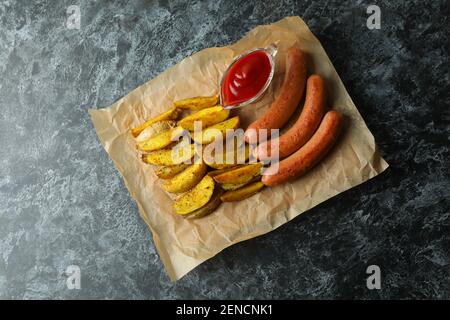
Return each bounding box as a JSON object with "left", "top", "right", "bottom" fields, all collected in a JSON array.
[{"left": 89, "top": 16, "right": 389, "bottom": 281}]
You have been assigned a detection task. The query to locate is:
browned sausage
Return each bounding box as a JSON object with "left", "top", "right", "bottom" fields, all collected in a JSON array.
[
  {"left": 244, "top": 47, "right": 307, "bottom": 143},
  {"left": 254, "top": 74, "right": 326, "bottom": 160},
  {"left": 262, "top": 111, "right": 343, "bottom": 186}
]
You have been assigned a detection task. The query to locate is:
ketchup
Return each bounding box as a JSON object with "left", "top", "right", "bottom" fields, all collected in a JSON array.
[{"left": 221, "top": 50, "right": 272, "bottom": 107}]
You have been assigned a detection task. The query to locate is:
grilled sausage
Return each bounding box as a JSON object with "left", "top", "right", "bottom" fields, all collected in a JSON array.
[
  {"left": 262, "top": 111, "right": 343, "bottom": 186},
  {"left": 244, "top": 47, "right": 307, "bottom": 143},
  {"left": 254, "top": 74, "right": 326, "bottom": 160}
]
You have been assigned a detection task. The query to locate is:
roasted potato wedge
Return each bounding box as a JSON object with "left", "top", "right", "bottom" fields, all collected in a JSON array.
[
  {"left": 207, "top": 165, "right": 245, "bottom": 177},
  {"left": 220, "top": 182, "right": 248, "bottom": 191},
  {"left": 154, "top": 164, "right": 190, "bottom": 179},
  {"left": 142, "top": 144, "right": 195, "bottom": 166},
  {"left": 135, "top": 120, "right": 177, "bottom": 143},
  {"left": 174, "top": 95, "right": 219, "bottom": 110},
  {"left": 178, "top": 106, "right": 230, "bottom": 130},
  {"left": 137, "top": 127, "right": 186, "bottom": 152},
  {"left": 192, "top": 116, "right": 240, "bottom": 144},
  {"left": 213, "top": 163, "right": 263, "bottom": 184},
  {"left": 204, "top": 143, "right": 250, "bottom": 169},
  {"left": 184, "top": 189, "right": 224, "bottom": 219},
  {"left": 163, "top": 162, "right": 207, "bottom": 193},
  {"left": 173, "top": 175, "right": 215, "bottom": 215},
  {"left": 131, "top": 107, "right": 179, "bottom": 137},
  {"left": 220, "top": 176, "right": 261, "bottom": 190},
  {"left": 220, "top": 181, "right": 264, "bottom": 202}
]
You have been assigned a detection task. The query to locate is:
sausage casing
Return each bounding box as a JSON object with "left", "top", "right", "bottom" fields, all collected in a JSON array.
[
  {"left": 262, "top": 111, "right": 343, "bottom": 186},
  {"left": 254, "top": 74, "right": 326, "bottom": 160},
  {"left": 244, "top": 47, "right": 307, "bottom": 143}
]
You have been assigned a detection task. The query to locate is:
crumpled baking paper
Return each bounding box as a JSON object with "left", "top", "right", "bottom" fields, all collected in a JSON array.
[{"left": 89, "top": 16, "right": 389, "bottom": 281}]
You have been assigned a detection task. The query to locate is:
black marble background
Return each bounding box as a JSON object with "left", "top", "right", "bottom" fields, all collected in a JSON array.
[{"left": 0, "top": 0, "right": 448, "bottom": 299}]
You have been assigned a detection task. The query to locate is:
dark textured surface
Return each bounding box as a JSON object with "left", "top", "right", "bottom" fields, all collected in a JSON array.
[{"left": 0, "top": 0, "right": 449, "bottom": 299}]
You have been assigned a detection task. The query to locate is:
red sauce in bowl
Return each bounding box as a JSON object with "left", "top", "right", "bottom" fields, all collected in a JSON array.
[{"left": 221, "top": 50, "right": 272, "bottom": 108}]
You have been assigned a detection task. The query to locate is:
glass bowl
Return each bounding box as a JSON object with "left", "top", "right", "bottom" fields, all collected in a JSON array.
[{"left": 220, "top": 43, "right": 278, "bottom": 110}]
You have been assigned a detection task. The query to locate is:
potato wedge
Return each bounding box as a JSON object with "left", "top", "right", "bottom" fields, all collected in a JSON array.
[
  {"left": 213, "top": 163, "right": 263, "bottom": 184},
  {"left": 204, "top": 143, "right": 250, "bottom": 169},
  {"left": 220, "top": 181, "right": 264, "bottom": 202},
  {"left": 163, "top": 162, "right": 207, "bottom": 193},
  {"left": 173, "top": 175, "right": 215, "bottom": 215},
  {"left": 131, "top": 107, "right": 179, "bottom": 137},
  {"left": 154, "top": 164, "right": 190, "bottom": 179},
  {"left": 178, "top": 106, "right": 230, "bottom": 130},
  {"left": 184, "top": 189, "right": 224, "bottom": 219},
  {"left": 142, "top": 144, "right": 195, "bottom": 166},
  {"left": 192, "top": 116, "right": 240, "bottom": 144},
  {"left": 207, "top": 165, "right": 245, "bottom": 177},
  {"left": 220, "top": 182, "right": 248, "bottom": 191},
  {"left": 137, "top": 127, "right": 186, "bottom": 152},
  {"left": 135, "top": 120, "right": 177, "bottom": 143},
  {"left": 174, "top": 95, "right": 219, "bottom": 110},
  {"left": 220, "top": 176, "right": 261, "bottom": 190}
]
